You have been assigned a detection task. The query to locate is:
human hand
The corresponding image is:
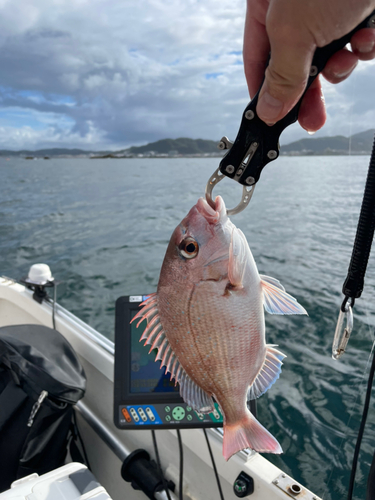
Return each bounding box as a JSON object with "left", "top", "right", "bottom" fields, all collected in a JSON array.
[{"left": 243, "top": 0, "right": 375, "bottom": 131}]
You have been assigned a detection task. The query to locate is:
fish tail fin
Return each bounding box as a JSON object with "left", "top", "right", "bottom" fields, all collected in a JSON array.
[{"left": 223, "top": 413, "right": 282, "bottom": 460}]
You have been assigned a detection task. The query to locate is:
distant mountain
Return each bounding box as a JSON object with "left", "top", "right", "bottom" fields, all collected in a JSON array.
[
  {"left": 0, "top": 148, "right": 96, "bottom": 157},
  {"left": 0, "top": 130, "right": 373, "bottom": 158},
  {"left": 0, "top": 138, "right": 222, "bottom": 158},
  {"left": 127, "top": 137, "right": 221, "bottom": 155},
  {"left": 281, "top": 129, "right": 375, "bottom": 155}
]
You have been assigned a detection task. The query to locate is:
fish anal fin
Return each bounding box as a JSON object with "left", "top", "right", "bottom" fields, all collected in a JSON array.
[
  {"left": 247, "top": 345, "right": 286, "bottom": 400},
  {"left": 223, "top": 412, "right": 282, "bottom": 460},
  {"left": 261, "top": 278, "right": 308, "bottom": 315}
]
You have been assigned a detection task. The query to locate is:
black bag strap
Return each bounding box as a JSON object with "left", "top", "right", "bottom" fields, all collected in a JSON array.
[{"left": 68, "top": 411, "right": 91, "bottom": 470}]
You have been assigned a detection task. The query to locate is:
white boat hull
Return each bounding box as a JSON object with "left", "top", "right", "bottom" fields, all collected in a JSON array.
[{"left": 0, "top": 276, "right": 320, "bottom": 500}]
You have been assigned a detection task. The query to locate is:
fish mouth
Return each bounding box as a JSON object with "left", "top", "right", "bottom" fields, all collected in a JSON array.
[{"left": 196, "top": 196, "right": 227, "bottom": 224}]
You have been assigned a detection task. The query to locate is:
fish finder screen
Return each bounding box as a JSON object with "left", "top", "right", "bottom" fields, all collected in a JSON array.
[{"left": 130, "top": 311, "right": 180, "bottom": 395}]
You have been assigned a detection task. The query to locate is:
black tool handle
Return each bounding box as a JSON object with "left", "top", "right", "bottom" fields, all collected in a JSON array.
[{"left": 220, "top": 9, "right": 375, "bottom": 186}]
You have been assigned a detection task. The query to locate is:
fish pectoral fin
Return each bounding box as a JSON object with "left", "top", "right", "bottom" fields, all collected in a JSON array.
[
  {"left": 247, "top": 345, "right": 286, "bottom": 400},
  {"left": 228, "top": 227, "right": 248, "bottom": 287},
  {"left": 259, "top": 274, "right": 285, "bottom": 291},
  {"left": 260, "top": 276, "right": 308, "bottom": 315}
]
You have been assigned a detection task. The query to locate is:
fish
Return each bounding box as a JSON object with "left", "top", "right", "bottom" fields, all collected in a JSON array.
[{"left": 132, "top": 195, "right": 307, "bottom": 459}]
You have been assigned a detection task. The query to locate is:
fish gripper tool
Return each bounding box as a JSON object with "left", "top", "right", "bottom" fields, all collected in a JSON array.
[{"left": 206, "top": 8, "right": 375, "bottom": 216}]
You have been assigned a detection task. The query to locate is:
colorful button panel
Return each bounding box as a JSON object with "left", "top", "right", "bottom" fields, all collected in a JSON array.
[
  {"left": 119, "top": 403, "right": 223, "bottom": 426},
  {"left": 120, "top": 405, "right": 163, "bottom": 425}
]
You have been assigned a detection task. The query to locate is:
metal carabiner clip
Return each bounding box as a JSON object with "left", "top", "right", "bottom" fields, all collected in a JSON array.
[
  {"left": 332, "top": 300, "right": 354, "bottom": 360},
  {"left": 205, "top": 166, "right": 255, "bottom": 216},
  {"left": 205, "top": 137, "right": 256, "bottom": 216}
]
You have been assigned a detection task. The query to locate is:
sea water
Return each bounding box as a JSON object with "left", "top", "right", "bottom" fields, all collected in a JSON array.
[{"left": 1, "top": 155, "right": 375, "bottom": 499}]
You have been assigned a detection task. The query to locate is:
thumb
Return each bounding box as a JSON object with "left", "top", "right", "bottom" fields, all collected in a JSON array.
[{"left": 256, "top": 11, "right": 315, "bottom": 125}]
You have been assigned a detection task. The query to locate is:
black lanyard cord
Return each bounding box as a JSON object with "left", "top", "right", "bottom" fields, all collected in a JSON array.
[
  {"left": 342, "top": 135, "right": 375, "bottom": 310},
  {"left": 343, "top": 135, "right": 375, "bottom": 498},
  {"left": 347, "top": 343, "right": 375, "bottom": 500}
]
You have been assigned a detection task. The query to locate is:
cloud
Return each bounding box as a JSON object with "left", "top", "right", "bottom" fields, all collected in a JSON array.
[{"left": 0, "top": 0, "right": 374, "bottom": 150}]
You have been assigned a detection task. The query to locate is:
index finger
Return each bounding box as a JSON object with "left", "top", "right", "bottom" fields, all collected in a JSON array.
[
  {"left": 243, "top": 2, "right": 270, "bottom": 98},
  {"left": 351, "top": 27, "right": 375, "bottom": 60}
]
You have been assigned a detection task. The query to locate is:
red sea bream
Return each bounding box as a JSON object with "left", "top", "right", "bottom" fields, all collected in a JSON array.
[{"left": 133, "top": 196, "right": 307, "bottom": 459}]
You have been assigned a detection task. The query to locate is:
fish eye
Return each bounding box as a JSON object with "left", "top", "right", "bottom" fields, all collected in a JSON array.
[{"left": 179, "top": 237, "right": 199, "bottom": 259}]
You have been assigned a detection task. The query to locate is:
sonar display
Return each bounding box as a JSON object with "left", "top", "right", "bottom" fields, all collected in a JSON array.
[{"left": 130, "top": 311, "right": 180, "bottom": 395}]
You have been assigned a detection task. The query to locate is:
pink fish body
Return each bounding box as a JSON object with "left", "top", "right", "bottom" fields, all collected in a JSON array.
[{"left": 133, "top": 196, "right": 307, "bottom": 459}]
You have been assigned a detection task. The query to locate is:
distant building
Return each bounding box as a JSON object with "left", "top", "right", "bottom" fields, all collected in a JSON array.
[{"left": 168, "top": 150, "right": 179, "bottom": 157}]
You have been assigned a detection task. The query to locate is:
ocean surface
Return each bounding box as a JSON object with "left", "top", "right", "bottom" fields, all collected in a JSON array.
[{"left": 1, "top": 155, "right": 375, "bottom": 499}]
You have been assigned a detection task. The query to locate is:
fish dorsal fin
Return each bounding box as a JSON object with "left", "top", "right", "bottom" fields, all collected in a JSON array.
[
  {"left": 176, "top": 369, "right": 214, "bottom": 413},
  {"left": 247, "top": 345, "right": 286, "bottom": 400},
  {"left": 161, "top": 349, "right": 213, "bottom": 413},
  {"left": 260, "top": 275, "right": 307, "bottom": 315},
  {"left": 132, "top": 294, "right": 214, "bottom": 413},
  {"left": 229, "top": 227, "right": 247, "bottom": 287}
]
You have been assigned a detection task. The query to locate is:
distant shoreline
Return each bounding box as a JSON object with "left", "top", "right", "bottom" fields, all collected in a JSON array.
[
  {"left": 0, "top": 129, "right": 373, "bottom": 159},
  {"left": 1, "top": 151, "right": 370, "bottom": 160},
  {"left": 89, "top": 152, "right": 372, "bottom": 159}
]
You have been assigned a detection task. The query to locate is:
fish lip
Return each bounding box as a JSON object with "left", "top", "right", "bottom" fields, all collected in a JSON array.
[{"left": 196, "top": 196, "right": 227, "bottom": 224}]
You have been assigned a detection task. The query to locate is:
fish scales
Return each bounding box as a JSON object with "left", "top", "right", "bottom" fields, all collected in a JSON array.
[{"left": 133, "top": 195, "right": 307, "bottom": 459}]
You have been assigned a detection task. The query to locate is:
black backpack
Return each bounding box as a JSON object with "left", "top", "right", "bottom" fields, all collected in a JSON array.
[{"left": 0, "top": 324, "right": 87, "bottom": 491}]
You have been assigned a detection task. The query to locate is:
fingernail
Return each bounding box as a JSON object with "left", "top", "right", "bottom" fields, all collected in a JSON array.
[
  {"left": 334, "top": 63, "right": 357, "bottom": 79},
  {"left": 358, "top": 41, "right": 375, "bottom": 53},
  {"left": 257, "top": 91, "right": 283, "bottom": 124}
]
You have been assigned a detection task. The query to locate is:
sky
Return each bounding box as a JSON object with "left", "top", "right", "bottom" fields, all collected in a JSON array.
[{"left": 0, "top": 0, "right": 374, "bottom": 151}]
